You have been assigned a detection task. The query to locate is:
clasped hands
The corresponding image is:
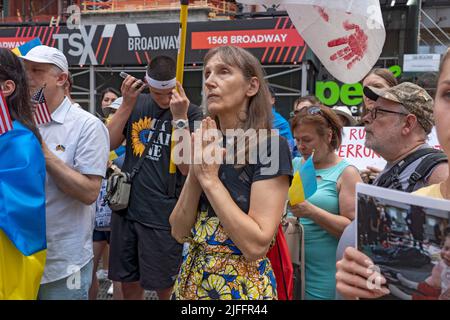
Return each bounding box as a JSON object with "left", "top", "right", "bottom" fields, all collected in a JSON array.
[{"left": 189, "top": 117, "right": 226, "bottom": 188}]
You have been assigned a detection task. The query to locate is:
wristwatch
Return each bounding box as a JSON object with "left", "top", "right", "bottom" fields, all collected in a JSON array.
[{"left": 172, "top": 119, "right": 189, "bottom": 130}]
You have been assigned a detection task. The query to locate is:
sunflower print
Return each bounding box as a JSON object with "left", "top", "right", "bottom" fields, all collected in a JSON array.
[
  {"left": 197, "top": 274, "right": 233, "bottom": 300},
  {"left": 172, "top": 212, "right": 277, "bottom": 300},
  {"left": 236, "top": 276, "right": 260, "bottom": 300},
  {"left": 194, "top": 214, "right": 218, "bottom": 242},
  {"left": 131, "top": 117, "right": 152, "bottom": 157}
]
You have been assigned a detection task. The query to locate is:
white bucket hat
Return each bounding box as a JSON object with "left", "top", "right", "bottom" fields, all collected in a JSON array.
[{"left": 332, "top": 105, "right": 357, "bottom": 126}]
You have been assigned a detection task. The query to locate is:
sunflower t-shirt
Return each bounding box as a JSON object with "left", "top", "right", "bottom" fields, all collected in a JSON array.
[{"left": 122, "top": 93, "right": 203, "bottom": 229}]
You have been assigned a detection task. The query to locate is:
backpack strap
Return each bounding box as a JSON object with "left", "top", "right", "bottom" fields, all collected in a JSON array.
[
  {"left": 405, "top": 151, "right": 448, "bottom": 192},
  {"left": 376, "top": 148, "right": 443, "bottom": 190}
]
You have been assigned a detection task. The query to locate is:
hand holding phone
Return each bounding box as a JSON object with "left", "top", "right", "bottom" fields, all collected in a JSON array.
[
  {"left": 119, "top": 72, "right": 147, "bottom": 88},
  {"left": 119, "top": 71, "right": 147, "bottom": 108}
]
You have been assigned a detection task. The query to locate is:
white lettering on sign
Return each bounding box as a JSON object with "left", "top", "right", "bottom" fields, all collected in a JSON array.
[
  {"left": 52, "top": 25, "right": 98, "bottom": 65},
  {"left": 0, "top": 41, "right": 26, "bottom": 48},
  {"left": 202, "top": 33, "right": 289, "bottom": 46},
  {"left": 128, "top": 36, "right": 179, "bottom": 51},
  {"left": 231, "top": 33, "right": 288, "bottom": 45}
]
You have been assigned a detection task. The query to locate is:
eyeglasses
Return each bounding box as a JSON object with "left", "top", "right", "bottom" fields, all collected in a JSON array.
[{"left": 365, "top": 107, "right": 409, "bottom": 120}]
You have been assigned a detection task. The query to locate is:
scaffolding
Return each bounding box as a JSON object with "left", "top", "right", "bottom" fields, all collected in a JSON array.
[
  {"left": 0, "top": 0, "right": 237, "bottom": 24},
  {"left": 80, "top": 0, "right": 237, "bottom": 16}
]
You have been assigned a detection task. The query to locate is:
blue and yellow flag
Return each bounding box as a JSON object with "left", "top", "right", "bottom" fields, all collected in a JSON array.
[
  {"left": 11, "top": 37, "right": 42, "bottom": 57},
  {"left": 109, "top": 145, "right": 126, "bottom": 162},
  {"left": 0, "top": 121, "right": 46, "bottom": 300},
  {"left": 288, "top": 155, "right": 317, "bottom": 206}
]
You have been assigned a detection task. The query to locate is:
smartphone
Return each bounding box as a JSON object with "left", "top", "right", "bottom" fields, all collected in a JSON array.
[
  {"left": 119, "top": 71, "right": 130, "bottom": 79},
  {"left": 119, "top": 72, "right": 147, "bottom": 88}
]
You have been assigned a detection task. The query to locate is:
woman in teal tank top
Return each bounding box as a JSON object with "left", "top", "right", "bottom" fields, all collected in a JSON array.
[{"left": 290, "top": 106, "right": 362, "bottom": 300}]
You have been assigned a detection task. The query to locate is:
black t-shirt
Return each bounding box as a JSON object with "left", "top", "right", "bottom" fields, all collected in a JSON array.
[
  {"left": 122, "top": 93, "right": 203, "bottom": 229},
  {"left": 199, "top": 135, "right": 293, "bottom": 217}
]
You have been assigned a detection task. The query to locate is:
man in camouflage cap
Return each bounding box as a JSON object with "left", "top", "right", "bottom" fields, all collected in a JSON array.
[
  {"left": 363, "top": 82, "right": 434, "bottom": 134},
  {"left": 360, "top": 82, "right": 447, "bottom": 187},
  {"left": 334, "top": 82, "right": 448, "bottom": 300}
]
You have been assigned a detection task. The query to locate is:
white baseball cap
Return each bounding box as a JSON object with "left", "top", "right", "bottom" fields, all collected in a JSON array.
[{"left": 20, "top": 45, "right": 69, "bottom": 72}]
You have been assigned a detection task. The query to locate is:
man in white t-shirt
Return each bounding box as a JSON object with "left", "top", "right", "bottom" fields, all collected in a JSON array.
[{"left": 21, "top": 45, "right": 110, "bottom": 300}]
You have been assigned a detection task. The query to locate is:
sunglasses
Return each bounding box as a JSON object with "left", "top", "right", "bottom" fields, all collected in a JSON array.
[
  {"left": 295, "top": 105, "right": 326, "bottom": 117},
  {"left": 294, "top": 105, "right": 334, "bottom": 126}
]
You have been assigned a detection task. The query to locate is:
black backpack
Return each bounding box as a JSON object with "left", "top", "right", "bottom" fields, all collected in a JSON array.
[{"left": 375, "top": 148, "right": 448, "bottom": 192}]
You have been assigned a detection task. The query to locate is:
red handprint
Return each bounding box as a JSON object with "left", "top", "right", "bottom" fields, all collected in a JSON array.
[{"left": 327, "top": 21, "right": 368, "bottom": 70}]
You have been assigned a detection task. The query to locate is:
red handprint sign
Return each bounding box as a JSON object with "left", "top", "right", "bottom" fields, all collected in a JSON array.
[{"left": 328, "top": 21, "right": 368, "bottom": 70}]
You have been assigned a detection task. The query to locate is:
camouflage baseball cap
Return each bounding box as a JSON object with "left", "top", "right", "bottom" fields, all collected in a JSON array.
[{"left": 363, "top": 82, "right": 434, "bottom": 134}]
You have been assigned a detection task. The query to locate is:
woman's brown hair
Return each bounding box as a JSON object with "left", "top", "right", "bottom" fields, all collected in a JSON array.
[
  {"left": 0, "top": 48, "right": 41, "bottom": 142},
  {"left": 293, "top": 95, "right": 320, "bottom": 110},
  {"left": 291, "top": 105, "right": 343, "bottom": 151},
  {"left": 364, "top": 68, "right": 398, "bottom": 87}
]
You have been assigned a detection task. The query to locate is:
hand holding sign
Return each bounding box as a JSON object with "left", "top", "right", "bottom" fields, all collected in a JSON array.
[{"left": 360, "top": 166, "right": 381, "bottom": 184}]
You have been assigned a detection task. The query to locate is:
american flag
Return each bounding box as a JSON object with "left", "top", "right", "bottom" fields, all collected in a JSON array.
[
  {"left": 0, "top": 90, "right": 13, "bottom": 135},
  {"left": 32, "top": 87, "right": 51, "bottom": 125}
]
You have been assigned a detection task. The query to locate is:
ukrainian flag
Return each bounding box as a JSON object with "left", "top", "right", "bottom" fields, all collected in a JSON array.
[
  {"left": 0, "top": 121, "right": 46, "bottom": 300},
  {"left": 11, "top": 38, "right": 42, "bottom": 57},
  {"left": 109, "top": 145, "right": 126, "bottom": 162},
  {"left": 288, "top": 155, "right": 317, "bottom": 206}
]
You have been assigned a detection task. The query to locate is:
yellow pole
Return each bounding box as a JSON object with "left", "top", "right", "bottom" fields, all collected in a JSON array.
[
  {"left": 170, "top": 0, "right": 189, "bottom": 174},
  {"left": 175, "top": 0, "right": 189, "bottom": 85}
]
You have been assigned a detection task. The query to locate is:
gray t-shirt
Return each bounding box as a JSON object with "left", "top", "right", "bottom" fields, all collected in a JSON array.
[{"left": 335, "top": 144, "right": 442, "bottom": 299}]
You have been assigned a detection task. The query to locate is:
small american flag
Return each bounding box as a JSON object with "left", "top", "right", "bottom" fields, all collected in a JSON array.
[
  {"left": 32, "top": 87, "right": 51, "bottom": 125},
  {"left": 0, "top": 90, "right": 13, "bottom": 135}
]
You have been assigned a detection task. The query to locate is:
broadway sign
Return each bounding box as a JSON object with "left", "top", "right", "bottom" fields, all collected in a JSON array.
[{"left": 0, "top": 17, "right": 308, "bottom": 66}]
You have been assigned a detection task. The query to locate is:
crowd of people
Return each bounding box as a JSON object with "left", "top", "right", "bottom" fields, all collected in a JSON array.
[{"left": 1, "top": 42, "right": 450, "bottom": 300}]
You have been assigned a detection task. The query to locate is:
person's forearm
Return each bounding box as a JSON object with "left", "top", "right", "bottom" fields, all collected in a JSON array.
[
  {"left": 308, "top": 206, "right": 352, "bottom": 238},
  {"left": 45, "top": 151, "right": 102, "bottom": 205},
  {"left": 201, "top": 178, "right": 276, "bottom": 261},
  {"left": 173, "top": 127, "right": 191, "bottom": 176},
  {"left": 170, "top": 173, "right": 203, "bottom": 242},
  {"left": 107, "top": 102, "right": 134, "bottom": 150}
]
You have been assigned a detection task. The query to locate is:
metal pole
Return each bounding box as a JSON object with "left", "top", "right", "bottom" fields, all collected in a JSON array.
[
  {"left": 89, "top": 65, "right": 95, "bottom": 114},
  {"left": 405, "top": 0, "right": 421, "bottom": 54},
  {"left": 264, "top": 67, "right": 302, "bottom": 79},
  {"left": 301, "top": 61, "right": 308, "bottom": 96}
]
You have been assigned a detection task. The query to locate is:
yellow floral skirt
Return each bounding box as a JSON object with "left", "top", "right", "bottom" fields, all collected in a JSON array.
[{"left": 172, "top": 211, "right": 277, "bottom": 300}]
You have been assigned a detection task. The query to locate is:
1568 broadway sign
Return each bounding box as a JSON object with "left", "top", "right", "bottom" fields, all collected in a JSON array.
[{"left": 0, "top": 17, "right": 308, "bottom": 66}]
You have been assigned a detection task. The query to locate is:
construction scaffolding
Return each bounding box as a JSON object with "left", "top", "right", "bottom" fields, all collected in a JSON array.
[
  {"left": 80, "top": 0, "right": 237, "bottom": 16},
  {"left": 0, "top": 0, "right": 236, "bottom": 24}
]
